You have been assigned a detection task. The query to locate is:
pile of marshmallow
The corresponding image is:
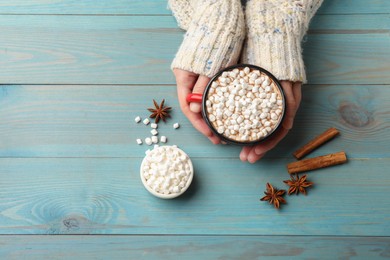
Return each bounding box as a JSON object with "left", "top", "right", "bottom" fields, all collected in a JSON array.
[
  {"left": 205, "top": 67, "right": 284, "bottom": 142},
  {"left": 134, "top": 116, "right": 180, "bottom": 146},
  {"left": 141, "top": 145, "right": 193, "bottom": 196}
]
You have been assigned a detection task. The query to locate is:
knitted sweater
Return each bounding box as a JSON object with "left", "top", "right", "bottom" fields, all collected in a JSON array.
[
  {"left": 169, "top": 0, "right": 323, "bottom": 83},
  {"left": 169, "top": 0, "right": 245, "bottom": 78}
]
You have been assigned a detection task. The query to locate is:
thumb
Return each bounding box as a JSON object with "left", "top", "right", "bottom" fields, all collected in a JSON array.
[{"left": 190, "top": 75, "right": 210, "bottom": 113}]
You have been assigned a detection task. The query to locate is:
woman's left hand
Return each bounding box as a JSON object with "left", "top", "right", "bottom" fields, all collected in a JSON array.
[
  {"left": 173, "top": 68, "right": 221, "bottom": 145},
  {"left": 239, "top": 81, "right": 302, "bottom": 163}
]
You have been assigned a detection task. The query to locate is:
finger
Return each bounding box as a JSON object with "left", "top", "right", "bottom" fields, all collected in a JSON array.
[
  {"left": 292, "top": 82, "right": 302, "bottom": 111},
  {"left": 182, "top": 95, "right": 221, "bottom": 144},
  {"left": 210, "top": 135, "right": 221, "bottom": 144},
  {"left": 173, "top": 68, "right": 198, "bottom": 87},
  {"left": 174, "top": 69, "right": 220, "bottom": 144},
  {"left": 174, "top": 69, "right": 198, "bottom": 112},
  {"left": 190, "top": 75, "right": 210, "bottom": 113},
  {"left": 188, "top": 112, "right": 221, "bottom": 144},
  {"left": 280, "top": 81, "right": 296, "bottom": 130},
  {"left": 247, "top": 150, "right": 266, "bottom": 164},
  {"left": 254, "top": 127, "right": 289, "bottom": 156},
  {"left": 240, "top": 146, "right": 252, "bottom": 162}
]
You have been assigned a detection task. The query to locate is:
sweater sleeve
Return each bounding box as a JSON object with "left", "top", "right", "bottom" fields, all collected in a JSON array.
[
  {"left": 168, "top": 0, "right": 194, "bottom": 31},
  {"left": 169, "top": 0, "right": 245, "bottom": 77},
  {"left": 242, "top": 0, "right": 323, "bottom": 83}
]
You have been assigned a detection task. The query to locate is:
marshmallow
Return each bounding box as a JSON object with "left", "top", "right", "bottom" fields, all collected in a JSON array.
[
  {"left": 143, "top": 118, "right": 150, "bottom": 125},
  {"left": 145, "top": 137, "right": 152, "bottom": 146},
  {"left": 141, "top": 146, "right": 193, "bottom": 196},
  {"left": 204, "top": 67, "right": 284, "bottom": 142}
]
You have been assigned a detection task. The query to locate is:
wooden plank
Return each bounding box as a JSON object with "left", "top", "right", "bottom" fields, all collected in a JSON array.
[
  {"left": 304, "top": 34, "right": 390, "bottom": 84},
  {"left": 0, "top": 15, "right": 388, "bottom": 85},
  {"left": 1, "top": 85, "right": 389, "bottom": 158},
  {"left": 1, "top": 235, "right": 390, "bottom": 259},
  {"left": 309, "top": 14, "right": 390, "bottom": 32},
  {"left": 0, "top": 0, "right": 389, "bottom": 15},
  {"left": 0, "top": 157, "right": 389, "bottom": 235},
  {"left": 0, "top": 0, "right": 169, "bottom": 15},
  {"left": 319, "top": 0, "right": 390, "bottom": 15}
]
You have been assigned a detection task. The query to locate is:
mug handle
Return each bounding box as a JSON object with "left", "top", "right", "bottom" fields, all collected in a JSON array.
[{"left": 186, "top": 93, "right": 203, "bottom": 103}]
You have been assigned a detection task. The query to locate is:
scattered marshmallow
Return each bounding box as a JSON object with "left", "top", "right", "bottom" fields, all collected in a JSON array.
[
  {"left": 143, "top": 118, "right": 150, "bottom": 125},
  {"left": 135, "top": 108, "right": 182, "bottom": 147},
  {"left": 145, "top": 137, "right": 152, "bottom": 146}
]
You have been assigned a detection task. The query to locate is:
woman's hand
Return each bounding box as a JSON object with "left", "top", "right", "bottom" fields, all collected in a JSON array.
[
  {"left": 174, "top": 69, "right": 302, "bottom": 159},
  {"left": 173, "top": 68, "right": 221, "bottom": 145},
  {"left": 240, "top": 81, "right": 302, "bottom": 163}
]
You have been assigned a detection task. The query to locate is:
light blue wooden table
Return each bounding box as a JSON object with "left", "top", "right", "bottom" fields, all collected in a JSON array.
[{"left": 1, "top": 0, "right": 390, "bottom": 259}]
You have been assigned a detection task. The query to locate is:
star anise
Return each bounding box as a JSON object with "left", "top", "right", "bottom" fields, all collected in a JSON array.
[
  {"left": 283, "top": 174, "right": 313, "bottom": 195},
  {"left": 148, "top": 99, "right": 172, "bottom": 123},
  {"left": 260, "top": 183, "right": 286, "bottom": 209}
]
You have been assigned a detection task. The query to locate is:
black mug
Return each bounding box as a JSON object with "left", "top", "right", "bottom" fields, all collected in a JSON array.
[{"left": 186, "top": 64, "right": 286, "bottom": 145}]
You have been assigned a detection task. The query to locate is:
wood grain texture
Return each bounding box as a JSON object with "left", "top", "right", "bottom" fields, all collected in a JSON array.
[
  {"left": 0, "top": 15, "right": 389, "bottom": 85},
  {"left": 1, "top": 85, "right": 389, "bottom": 158},
  {"left": 0, "top": 0, "right": 389, "bottom": 15},
  {"left": 1, "top": 0, "right": 389, "bottom": 254},
  {"left": 1, "top": 235, "right": 390, "bottom": 259},
  {"left": 0, "top": 157, "right": 389, "bottom": 235},
  {"left": 0, "top": 0, "right": 169, "bottom": 15}
]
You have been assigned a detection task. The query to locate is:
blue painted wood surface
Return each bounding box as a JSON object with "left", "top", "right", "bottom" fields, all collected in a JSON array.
[
  {"left": 0, "top": 0, "right": 389, "bottom": 258},
  {"left": 0, "top": 85, "right": 389, "bottom": 158},
  {"left": 0, "top": 0, "right": 388, "bottom": 14},
  {"left": 1, "top": 236, "right": 390, "bottom": 259},
  {"left": 0, "top": 157, "right": 389, "bottom": 235},
  {"left": 0, "top": 15, "right": 389, "bottom": 84}
]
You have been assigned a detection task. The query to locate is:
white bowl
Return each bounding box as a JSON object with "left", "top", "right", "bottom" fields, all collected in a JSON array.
[{"left": 140, "top": 146, "right": 194, "bottom": 199}]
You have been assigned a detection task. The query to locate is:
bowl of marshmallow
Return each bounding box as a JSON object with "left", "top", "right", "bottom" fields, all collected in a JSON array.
[{"left": 140, "top": 145, "right": 194, "bottom": 199}]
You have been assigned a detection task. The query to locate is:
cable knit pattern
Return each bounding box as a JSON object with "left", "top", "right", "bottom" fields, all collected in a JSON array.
[
  {"left": 168, "top": 0, "right": 194, "bottom": 30},
  {"left": 169, "top": 0, "right": 245, "bottom": 77},
  {"left": 242, "top": 0, "right": 323, "bottom": 83}
]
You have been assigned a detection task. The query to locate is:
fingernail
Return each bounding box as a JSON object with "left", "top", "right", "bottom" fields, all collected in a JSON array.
[
  {"left": 247, "top": 154, "right": 256, "bottom": 164},
  {"left": 255, "top": 147, "right": 262, "bottom": 155},
  {"left": 190, "top": 103, "right": 202, "bottom": 113}
]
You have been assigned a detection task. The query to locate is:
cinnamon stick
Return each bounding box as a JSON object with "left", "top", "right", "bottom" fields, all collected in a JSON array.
[
  {"left": 287, "top": 151, "right": 347, "bottom": 174},
  {"left": 293, "top": 128, "right": 340, "bottom": 159}
]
